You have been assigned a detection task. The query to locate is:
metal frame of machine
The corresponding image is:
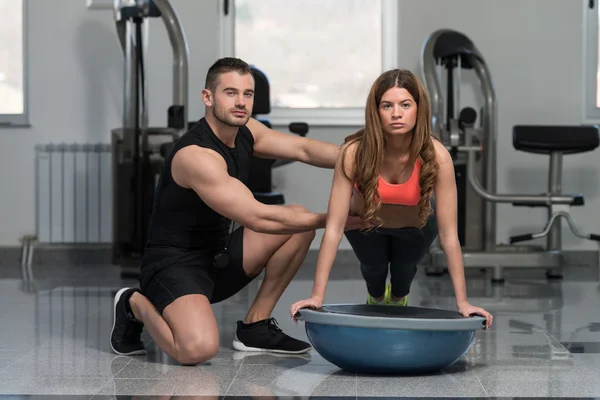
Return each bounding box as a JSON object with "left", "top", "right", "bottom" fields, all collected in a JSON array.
[
  {"left": 420, "top": 28, "right": 599, "bottom": 283},
  {"left": 111, "top": 0, "right": 189, "bottom": 273}
]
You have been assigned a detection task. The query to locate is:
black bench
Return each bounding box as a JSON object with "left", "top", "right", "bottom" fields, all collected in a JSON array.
[{"left": 509, "top": 125, "right": 600, "bottom": 253}]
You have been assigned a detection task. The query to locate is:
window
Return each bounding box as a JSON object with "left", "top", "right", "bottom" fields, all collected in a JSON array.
[
  {"left": 219, "top": 0, "right": 398, "bottom": 126},
  {"left": 0, "top": 0, "right": 27, "bottom": 126},
  {"left": 585, "top": 0, "right": 600, "bottom": 119}
]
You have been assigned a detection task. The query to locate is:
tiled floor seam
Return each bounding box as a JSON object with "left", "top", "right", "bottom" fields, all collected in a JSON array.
[
  {"left": 0, "top": 338, "right": 54, "bottom": 377},
  {"left": 84, "top": 355, "right": 132, "bottom": 398},
  {"left": 223, "top": 353, "right": 244, "bottom": 397},
  {"left": 474, "top": 373, "right": 491, "bottom": 398}
]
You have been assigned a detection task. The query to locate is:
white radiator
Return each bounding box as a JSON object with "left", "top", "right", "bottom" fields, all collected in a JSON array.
[{"left": 35, "top": 143, "right": 112, "bottom": 244}]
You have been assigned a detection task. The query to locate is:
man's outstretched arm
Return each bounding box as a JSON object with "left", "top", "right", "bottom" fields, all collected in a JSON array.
[
  {"left": 172, "top": 145, "right": 327, "bottom": 234},
  {"left": 247, "top": 118, "right": 340, "bottom": 169}
]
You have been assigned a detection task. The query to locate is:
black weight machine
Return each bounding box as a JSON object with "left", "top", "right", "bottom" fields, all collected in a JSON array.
[
  {"left": 111, "top": 0, "right": 187, "bottom": 276},
  {"left": 420, "top": 28, "right": 600, "bottom": 283}
]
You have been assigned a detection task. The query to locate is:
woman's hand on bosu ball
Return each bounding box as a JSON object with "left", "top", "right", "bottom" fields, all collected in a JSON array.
[
  {"left": 290, "top": 296, "right": 324, "bottom": 322},
  {"left": 458, "top": 301, "right": 493, "bottom": 329}
]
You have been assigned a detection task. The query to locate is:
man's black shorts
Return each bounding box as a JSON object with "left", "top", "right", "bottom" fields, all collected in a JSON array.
[{"left": 139, "top": 226, "right": 255, "bottom": 314}]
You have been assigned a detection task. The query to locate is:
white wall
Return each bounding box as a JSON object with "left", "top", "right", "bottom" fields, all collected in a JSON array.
[
  {"left": 1, "top": 0, "right": 598, "bottom": 253},
  {"left": 0, "top": 0, "right": 219, "bottom": 246}
]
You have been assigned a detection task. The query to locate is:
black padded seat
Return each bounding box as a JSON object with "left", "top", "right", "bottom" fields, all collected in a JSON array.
[
  {"left": 513, "top": 125, "right": 600, "bottom": 155},
  {"left": 254, "top": 192, "right": 285, "bottom": 205},
  {"left": 251, "top": 66, "right": 270, "bottom": 115},
  {"left": 160, "top": 142, "right": 174, "bottom": 158}
]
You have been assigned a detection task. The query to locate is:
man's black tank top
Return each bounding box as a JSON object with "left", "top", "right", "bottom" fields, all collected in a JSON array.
[{"left": 141, "top": 117, "right": 254, "bottom": 269}]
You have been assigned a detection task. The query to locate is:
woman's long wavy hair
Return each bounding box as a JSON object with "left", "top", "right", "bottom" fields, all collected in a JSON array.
[{"left": 341, "top": 69, "right": 439, "bottom": 229}]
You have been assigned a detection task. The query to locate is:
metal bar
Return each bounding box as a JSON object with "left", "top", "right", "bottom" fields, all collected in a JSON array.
[
  {"left": 98, "top": 145, "right": 102, "bottom": 242},
  {"left": 73, "top": 146, "right": 77, "bottom": 243},
  {"left": 547, "top": 152, "right": 562, "bottom": 250},
  {"left": 469, "top": 54, "right": 497, "bottom": 251},
  {"left": 420, "top": 29, "right": 448, "bottom": 143},
  {"left": 152, "top": 0, "right": 189, "bottom": 136},
  {"left": 35, "top": 146, "right": 39, "bottom": 244},
  {"left": 86, "top": 147, "right": 89, "bottom": 243},
  {"left": 117, "top": 18, "right": 138, "bottom": 129},
  {"left": 466, "top": 148, "right": 574, "bottom": 205},
  {"left": 49, "top": 144, "right": 53, "bottom": 243},
  {"left": 61, "top": 146, "right": 65, "bottom": 242}
]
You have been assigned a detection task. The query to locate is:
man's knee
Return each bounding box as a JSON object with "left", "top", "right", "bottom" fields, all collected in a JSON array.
[
  {"left": 163, "top": 294, "right": 220, "bottom": 365},
  {"left": 176, "top": 334, "right": 219, "bottom": 365}
]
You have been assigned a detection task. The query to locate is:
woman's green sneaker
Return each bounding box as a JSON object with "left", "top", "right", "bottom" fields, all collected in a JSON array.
[
  {"left": 367, "top": 293, "right": 385, "bottom": 304},
  {"left": 384, "top": 283, "right": 408, "bottom": 306}
]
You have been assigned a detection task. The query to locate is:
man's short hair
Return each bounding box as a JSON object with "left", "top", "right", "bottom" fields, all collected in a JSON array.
[{"left": 205, "top": 57, "right": 253, "bottom": 93}]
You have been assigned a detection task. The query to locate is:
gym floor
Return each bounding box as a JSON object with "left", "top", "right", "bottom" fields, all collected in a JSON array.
[{"left": 0, "top": 257, "right": 599, "bottom": 399}]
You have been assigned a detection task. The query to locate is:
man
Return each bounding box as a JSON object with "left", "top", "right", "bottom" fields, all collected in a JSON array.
[{"left": 110, "top": 57, "right": 361, "bottom": 365}]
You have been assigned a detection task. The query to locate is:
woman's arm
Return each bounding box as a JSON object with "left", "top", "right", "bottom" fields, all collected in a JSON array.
[
  {"left": 432, "top": 141, "right": 494, "bottom": 328},
  {"left": 431, "top": 141, "right": 468, "bottom": 306},
  {"left": 310, "top": 143, "right": 358, "bottom": 301},
  {"left": 290, "top": 143, "right": 358, "bottom": 318}
]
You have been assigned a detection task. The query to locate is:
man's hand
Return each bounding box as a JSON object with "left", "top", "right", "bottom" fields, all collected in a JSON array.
[
  {"left": 290, "top": 296, "right": 324, "bottom": 322},
  {"left": 458, "top": 301, "right": 493, "bottom": 329},
  {"left": 344, "top": 214, "right": 365, "bottom": 231}
]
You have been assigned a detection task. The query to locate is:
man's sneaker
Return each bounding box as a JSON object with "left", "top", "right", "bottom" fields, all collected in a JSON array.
[
  {"left": 110, "top": 287, "right": 146, "bottom": 356},
  {"left": 232, "top": 317, "right": 311, "bottom": 354}
]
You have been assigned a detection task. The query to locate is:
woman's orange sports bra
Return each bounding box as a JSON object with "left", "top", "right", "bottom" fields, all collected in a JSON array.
[{"left": 354, "top": 160, "right": 421, "bottom": 206}]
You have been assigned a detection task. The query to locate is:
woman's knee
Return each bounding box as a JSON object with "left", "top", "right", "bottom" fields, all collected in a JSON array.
[
  {"left": 176, "top": 334, "right": 220, "bottom": 365},
  {"left": 390, "top": 247, "right": 427, "bottom": 272},
  {"left": 360, "top": 261, "right": 389, "bottom": 278}
]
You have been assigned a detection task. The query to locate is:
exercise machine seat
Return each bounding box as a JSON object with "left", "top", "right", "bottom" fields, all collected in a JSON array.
[
  {"left": 160, "top": 142, "right": 174, "bottom": 158},
  {"left": 248, "top": 66, "right": 285, "bottom": 205},
  {"left": 254, "top": 192, "right": 285, "bottom": 205},
  {"left": 251, "top": 67, "right": 270, "bottom": 115},
  {"left": 513, "top": 125, "right": 600, "bottom": 155},
  {"left": 432, "top": 30, "right": 485, "bottom": 69}
]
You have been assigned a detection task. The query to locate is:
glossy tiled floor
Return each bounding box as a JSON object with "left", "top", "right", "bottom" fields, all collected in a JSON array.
[{"left": 0, "top": 258, "right": 599, "bottom": 399}]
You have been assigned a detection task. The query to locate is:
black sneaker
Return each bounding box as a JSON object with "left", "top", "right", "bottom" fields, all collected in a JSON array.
[
  {"left": 110, "top": 287, "right": 146, "bottom": 356},
  {"left": 232, "top": 317, "right": 311, "bottom": 354}
]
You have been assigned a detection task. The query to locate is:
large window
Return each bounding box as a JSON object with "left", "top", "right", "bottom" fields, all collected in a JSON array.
[
  {"left": 0, "top": 0, "right": 26, "bottom": 126},
  {"left": 219, "top": 0, "right": 398, "bottom": 126}
]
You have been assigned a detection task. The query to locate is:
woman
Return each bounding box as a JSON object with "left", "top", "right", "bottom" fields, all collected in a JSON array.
[{"left": 290, "top": 69, "right": 493, "bottom": 328}]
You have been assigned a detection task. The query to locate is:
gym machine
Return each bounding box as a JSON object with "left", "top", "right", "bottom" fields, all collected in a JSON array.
[
  {"left": 420, "top": 28, "right": 600, "bottom": 283},
  {"left": 111, "top": 0, "right": 188, "bottom": 274}
]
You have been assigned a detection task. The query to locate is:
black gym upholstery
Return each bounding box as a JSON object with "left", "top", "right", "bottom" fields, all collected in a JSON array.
[
  {"left": 513, "top": 125, "right": 600, "bottom": 154},
  {"left": 248, "top": 66, "right": 284, "bottom": 205},
  {"left": 250, "top": 66, "right": 271, "bottom": 117}
]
